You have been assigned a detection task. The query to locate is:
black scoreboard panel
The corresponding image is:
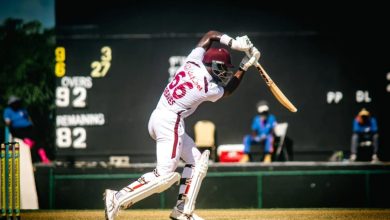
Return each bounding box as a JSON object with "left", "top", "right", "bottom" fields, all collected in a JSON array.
[
  {"left": 54, "top": 39, "right": 202, "bottom": 160},
  {"left": 55, "top": 1, "right": 390, "bottom": 162}
]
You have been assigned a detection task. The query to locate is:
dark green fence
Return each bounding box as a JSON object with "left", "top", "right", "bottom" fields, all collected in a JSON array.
[{"left": 48, "top": 169, "right": 390, "bottom": 209}]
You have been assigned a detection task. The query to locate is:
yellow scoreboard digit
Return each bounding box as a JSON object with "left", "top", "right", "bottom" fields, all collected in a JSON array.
[{"left": 55, "top": 47, "right": 66, "bottom": 77}]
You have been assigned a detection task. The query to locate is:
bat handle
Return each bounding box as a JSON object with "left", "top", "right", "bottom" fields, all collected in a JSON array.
[
  {"left": 245, "top": 48, "right": 261, "bottom": 67},
  {"left": 252, "top": 61, "right": 272, "bottom": 85},
  {"left": 245, "top": 50, "right": 262, "bottom": 70},
  {"left": 245, "top": 49, "right": 272, "bottom": 85}
]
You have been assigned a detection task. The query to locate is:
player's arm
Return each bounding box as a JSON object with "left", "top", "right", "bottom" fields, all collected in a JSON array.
[
  {"left": 3, "top": 109, "right": 12, "bottom": 126},
  {"left": 4, "top": 119, "right": 11, "bottom": 126},
  {"left": 353, "top": 118, "right": 363, "bottom": 133},
  {"left": 197, "top": 31, "right": 223, "bottom": 50},
  {"left": 197, "top": 31, "right": 253, "bottom": 51},
  {"left": 371, "top": 117, "right": 378, "bottom": 133},
  {"left": 223, "top": 69, "right": 246, "bottom": 97}
]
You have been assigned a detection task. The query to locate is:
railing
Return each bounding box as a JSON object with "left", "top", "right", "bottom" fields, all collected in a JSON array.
[{"left": 48, "top": 169, "right": 390, "bottom": 209}]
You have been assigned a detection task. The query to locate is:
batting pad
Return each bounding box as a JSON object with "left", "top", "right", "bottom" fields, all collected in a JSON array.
[
  {"left": 183, "top": 150, "right": 210, "bottom": 215},
  {"left": 118, "top": 172, "right": 180, "bottom": 209}
]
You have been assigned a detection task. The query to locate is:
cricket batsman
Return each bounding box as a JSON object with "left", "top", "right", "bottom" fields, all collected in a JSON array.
[{"left": 104, "top": 30, "right": 260, "bottom": 220}]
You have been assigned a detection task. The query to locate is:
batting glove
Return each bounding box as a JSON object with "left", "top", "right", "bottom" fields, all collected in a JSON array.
[
  {"left": 239, "top": 55, "right": 252, "bottom": 71},
  {"left": 232, "top": 35, "right": 253, "bottom": 52},
  {"left": 249, "top": 47, "right": 261, "bottom": 59},
  {"left": 240, "top": 47, "right": 260, "bottom": 71},
  {"left": 220, "top": 35, "right": 253, "bottom": 52}
]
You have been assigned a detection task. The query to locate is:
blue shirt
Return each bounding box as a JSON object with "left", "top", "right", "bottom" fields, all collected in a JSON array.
[
  {"left": 251, "top": 114, "right": 277, "bottom": 136},
  {"left": 353, "top": 116, "right": 378, "bottom": 133},
  {"left": 3, "top": 107, "right": 32, "bottom": 128}
]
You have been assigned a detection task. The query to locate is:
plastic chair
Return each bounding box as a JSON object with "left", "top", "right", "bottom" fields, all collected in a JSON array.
[
  {"left": 194, "top": 120, "right": 216, "bottom": 161},
  {"left": 274, "top": 122, "right": 289, "bottom": 161}
]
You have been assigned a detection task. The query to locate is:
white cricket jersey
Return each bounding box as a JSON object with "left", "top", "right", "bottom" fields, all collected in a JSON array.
[{"left": 156, "top": 47, "right": 224, "bottom": 118}]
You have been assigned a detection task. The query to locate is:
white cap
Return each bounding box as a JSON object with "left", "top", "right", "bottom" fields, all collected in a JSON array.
[
  {"left": 257, "top": 104, "right": 269, "bottom": 113},
  {"left": 8, "top": 95, "right": 20, "bottom": 105}
]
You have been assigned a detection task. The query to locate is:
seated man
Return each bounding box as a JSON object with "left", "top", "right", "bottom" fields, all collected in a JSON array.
[
  {"left": 350, "top": 108, "right": 379, "bottom": 162},
  {"left": 241, "top": 101, "right": 277, "bottom": 163}
]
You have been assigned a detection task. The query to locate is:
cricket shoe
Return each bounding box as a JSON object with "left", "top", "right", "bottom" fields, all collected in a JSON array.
[
  {"left": 103, "top": 189, "right": 120, "bottom": 220},
  {"left": 169, "top": 206, "right": 204, "bottom": 220},
  {"left": 371, "top": 154, "right": 379, "bottom": 163}
]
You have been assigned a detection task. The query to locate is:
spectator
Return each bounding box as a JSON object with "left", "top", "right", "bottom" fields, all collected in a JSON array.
[
  {"left": 350, "top": 108, "right": 379, "bottom": 162},
  {"left": 241, "top": 101, "right": 277, "bottom": 163},
  {"left": 3, "top": 95, "right": 50, "bottom": 164}
]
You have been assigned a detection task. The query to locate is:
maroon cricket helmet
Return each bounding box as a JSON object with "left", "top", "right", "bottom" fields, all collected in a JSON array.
[{"left": 202, "top": 48, "right": 234, "bottom": 68}]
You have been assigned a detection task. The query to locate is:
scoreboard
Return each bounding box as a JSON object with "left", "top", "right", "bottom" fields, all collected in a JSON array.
[
  {"left": 54, "top": 46, "right": 110, "bottom": 149},
  {"left": 55, "top": 1, "right": 390, "bottom": 162},
  {"left": 53, "top": 37, "right": 197, "bottom": 162},
  {"left": 54, "top": 45, "right": 108, "bottom": 155}
]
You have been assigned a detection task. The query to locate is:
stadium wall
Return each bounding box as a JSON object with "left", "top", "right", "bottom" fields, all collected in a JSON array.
[{"left": 34, "top": 163, "right": 390, "bottom": 209}]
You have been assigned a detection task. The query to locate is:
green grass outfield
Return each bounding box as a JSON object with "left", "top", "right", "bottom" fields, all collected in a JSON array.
[{"left": 22, "top": 209, "right": 390, "bottom": 220}]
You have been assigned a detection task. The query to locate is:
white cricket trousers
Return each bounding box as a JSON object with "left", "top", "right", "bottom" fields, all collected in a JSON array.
[{"left": 148, "top": 108, "right": 201, "bottom": 175}]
